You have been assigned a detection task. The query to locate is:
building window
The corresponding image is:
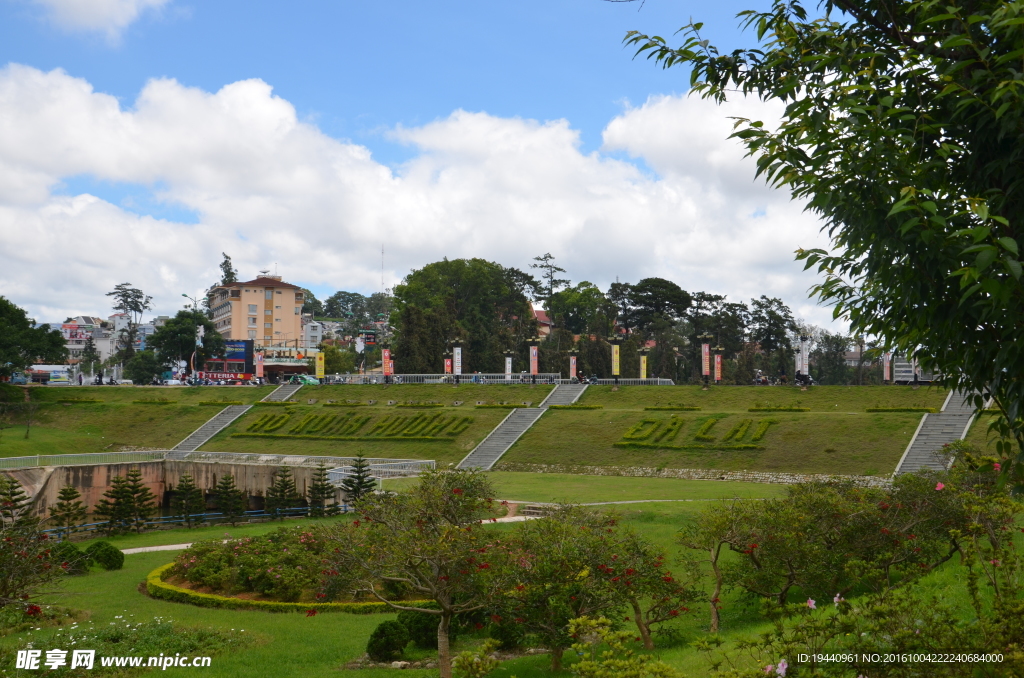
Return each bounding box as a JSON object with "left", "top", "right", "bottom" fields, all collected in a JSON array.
[
  {"left": 294, "top": 307, "right": 301, "bottom": 314},
  {"left": 265, "top": 323, "right": 273, "bottom": 329},
  {"left": 248, "top": 317, "right": 256, "bottom": 326},
  {"left": 248, "top": 330, "right": 257, "bottom": 339},
  {"left": 275, "top": 318, "right": 281, "bottom": 322},
  {"left": 264, "top": 335, "right": 272, "bottom": 341},
  {"left": 276, "top": 290, "right": 282, "bottom": 294},
  {"left": 265, "top": 290, "right": 273, "bottom": 299},
  {"left": 248, "top": 304, "right": 257, "bottom": 313},
  {"left": 265, "top": 309, "right": 272, "bottom": 315}
]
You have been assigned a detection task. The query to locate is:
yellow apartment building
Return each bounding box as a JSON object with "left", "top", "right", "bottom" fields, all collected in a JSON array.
[{"left": 207, "top": 275, "right": 305, "bottom": 347}]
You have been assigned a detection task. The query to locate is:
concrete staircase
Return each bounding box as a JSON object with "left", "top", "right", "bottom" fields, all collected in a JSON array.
[
  {"left": 171, "top": 405, "right": 252, "bottom": 452},
  {"left": 457, "top": 408, "right": 547, "bottom": 470},
  {"left": 539, "top": 383, "right": 588, "bottom": 407},
  {"left": 263, "top": 383, "right": 303, "bottom": 402},
  {"left": 458, "top": 384, "right": 587, "bottom": 471},
  {"left": 894, "top": 391, "right": 977, "bottom": 474}
]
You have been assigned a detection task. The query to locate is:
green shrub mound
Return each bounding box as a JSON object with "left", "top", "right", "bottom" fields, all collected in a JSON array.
[
  {"left": 85, "top": 541, "right": 124, "bottom": 571},
  {"left": 396, "top": 609, "right": 455, "bottom": 649},
  {"left": 366, "top": 620, "right": 410, "bottom": 662},
  {"left": 51, "top": 540, "right": 90, "bottom": 575}
]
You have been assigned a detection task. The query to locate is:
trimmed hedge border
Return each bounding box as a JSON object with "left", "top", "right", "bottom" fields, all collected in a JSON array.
[
  {"left": 644, "top": 406, "right": 701, "bottom": 411},
  {"left": 548, "top": 404, "right": 603, "bottom": 410},
  {"left": 145, "top": 563, "right": 424, "bottom": 614},
  {"left": 865, "top": 407, "right": 937, "bottom": 413},
  {"left": 198, "top": 401, "right": 244, "bottom": 406},
  {"left": 748, "top": 407, "right": 811, "bottom": 412},
  {"left": 612, "top": 441, "right": 764, "bottom": 451},
  {"left": 231, "top": 433, "right": 453, "bottom": 442}
]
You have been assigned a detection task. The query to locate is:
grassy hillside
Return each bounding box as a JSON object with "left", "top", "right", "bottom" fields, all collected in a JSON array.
[
  {"left": 289, "top": 383, "right": 553, "bottom": 406},
  {"left": 578, "top": 383, "right": 948, "bottom": 411},
  {"left": 501, "top": 408, "right": 923, "bottom": 476}
]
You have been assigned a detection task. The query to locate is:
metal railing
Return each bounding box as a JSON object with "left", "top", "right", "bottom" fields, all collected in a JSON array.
[
  {"left": 0, "top": 450, "right": 434, "bottom": 478},
  {"left": 558, "top": 378, "right": 674, "bottom": 386},
  {"left": 322, "top": 373, "right": 562, "bottom": 385}
]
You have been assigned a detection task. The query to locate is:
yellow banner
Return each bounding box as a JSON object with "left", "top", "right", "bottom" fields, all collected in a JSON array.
[
  {"left": 315, "top": 353, "right": 325, "bottom": 379},
  {"left": 611, "top": 344, "right": 620, "bottom": 376},
  {"left": 639, "top": 354, "right": 647, "bottom": 380}
]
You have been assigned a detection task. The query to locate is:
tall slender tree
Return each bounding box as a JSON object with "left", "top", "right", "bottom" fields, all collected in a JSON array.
[
  {"left": 49, "top": 485, "right": 87, "bottom": 539},
  {"left": 171, "top": 473, "right": 206, "bottom": 529},
  {"left": 93, "top": 476, "right": 134, "bottom": 536},
  {"left": 124, "top": 469, "right": 157, "bottom": 533},
  {"left": 213, "top": 474, "right": 247, "bottom": 526},
  {"left": 0, "top": 474, "right": 32, "bottom": 528},
  {"left": 265, "top": 467, "right": 301, "bottom": 519},
  {"left": 106, "top": 283, "right": 152, "bottom": 360},
  {"left": 307, "top": 463, "right": 336, "bottom": 517},
  {"left": 340, "top": 456, "right": 377, "bottom": 505},
  {"left": 218, "top": 253, "right": 238, "bottom": 285},
  {"left": 531, "top": 253, "right": 570, "bottom": 303}
]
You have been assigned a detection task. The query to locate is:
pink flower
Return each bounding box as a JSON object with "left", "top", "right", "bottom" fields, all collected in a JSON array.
[
  {"left": 776, "top": 659, "right": 788, "bottom": 676},
  {"left": 764, "top": 666, "right": 774, "bottom": 675},
  {"left": 834, "top": 593, "right": 844, "bottom": 605},
  {"left": 994, "top": 463, "right": 1002, "bottom": 472},
  {"left": 807, "top": 598, "right": 816, "bottom": 609},
  {"left": 991, "top": 559, "right": 1001, "bottom": 566},
  {"left": 935, "top": 482, "right": 945, "bottom": 491}
]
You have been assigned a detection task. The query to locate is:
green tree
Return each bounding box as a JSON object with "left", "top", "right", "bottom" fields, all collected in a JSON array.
[
  {"left": 0, "top": 297, "right": 68, "bottom": 378},
  {"left": 265, "top": 466, "right": 301, "bottom": 519},
  {"left": 339, "top": 456, "right": 377, "bottom": 505},
  {"left": 212, "top": 473, "right": 247, "bottom": 526},
  {"left": 625, "top": 0, "right": 1024, "bottom": 474},
  {"left": 0, "top": 474, "right": 32, "bottom": 528},
  {"left": 315, "top": 343, "right": 355, "bottom": 374},
  {"left": 124, "top": 468, "right": 158, "bottom": 533},
  {"left": 219, "top": 252, "right": 238, "bottom": 285},
  {"left": 93, "top": 476, "right": 134, "bottom": 536},
  {"left": 307, "top": 463, "right": 336, "bottom": 517},
  {"left": 320, "top": 469, "right": 508, "bottom": 678},
  {"left": 546, "top": 282, "right": 614, "bottom": 334},
  {"left": 301, "top": 289, "right": 324, "bottom": 317},
  {"left": 568, "top": 617, "right": 682, "bottom": 678},
  {"left": 811, "top": 332, "right": 852, "bottom": 385},
  {"left": 106, "top": 283, "right": 152, "bottom": 360},
  {"left": 323, "top": 291, "right": 366, "bottom": 320},
  {"left": 393, "top": 259, "right": 538, "bottom": 374},
  {"left": 171, "top": 473, "right": 206, "bottom": 528},
  {"left": 147, "top": 310, "right": 226, "bottom": 371},
  {"left": 49, "top": 485, "right": 87, "bottom": 539},
  {"left": 79, "top": 336, "right": 101, "bottom": 376},
  {"left": 531, "top": 252, "right": 570, "bottom": 302},
  {"left": 124, "top": 350, "right": 163, "bottom": 384},
  {"left": 0, "top": 490, "right": 67, "bottom": 610}
]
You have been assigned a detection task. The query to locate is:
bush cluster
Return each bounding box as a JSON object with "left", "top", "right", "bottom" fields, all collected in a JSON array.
[{"left": 85, "top": 541, "right": 124, "bottom": 571}]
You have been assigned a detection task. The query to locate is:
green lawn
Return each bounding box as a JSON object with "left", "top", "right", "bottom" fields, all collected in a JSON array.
[
  {"left": 292, "top": 383, "right": 554, "bottom": 406},
  {"left": 200, "top": 405, "right": 511, "bottom": 465},
  {"left": 501, "top": 409, "right": 923, "bottom": 476},
  {"left": 27, "top": 385, "right": 278, "bottom": 404},
  {"left": 578, "top": 384, "right": 948, "bottom": 412},
  {"left": 384, "top": 471, "right": 789, "bottom": 503}
]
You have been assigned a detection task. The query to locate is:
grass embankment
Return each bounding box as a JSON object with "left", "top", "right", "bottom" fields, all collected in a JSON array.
[{"left": 294, "top": 383, "right": 553, "bottom": 406}]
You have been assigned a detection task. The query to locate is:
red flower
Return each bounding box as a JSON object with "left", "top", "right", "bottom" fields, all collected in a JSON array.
[
  {"left": 669, "top": 609, "right": 679, "bottom": 617},
  {"left": 25, "top": 605, "right": 41, "bottom": 617},
  {"left": 491, "top": 614, "right": 502, "bottom": 623},
  {"left": 662, "top": 576, "right": 674, "bottom": 582},
  {"left": 516, "top": 585, "right": 525, "bottom": 591},
  {"left": 306, "top": 609, "right": 318, "bottom": 617},
  {"left": 453, "top": 488, "right": 464, "bottom": 495}
]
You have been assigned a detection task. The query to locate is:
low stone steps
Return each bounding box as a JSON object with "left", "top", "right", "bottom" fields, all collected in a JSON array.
[{"left": 894, "top": 391, "right": 978, "bottom": 474}]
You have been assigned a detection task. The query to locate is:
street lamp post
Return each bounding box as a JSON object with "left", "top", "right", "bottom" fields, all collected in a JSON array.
[
  {"left": 504, "top": 349, "right": 516, "bottom": 381},
  {"left": 697, "top": 333, "right": 714, "bottom": 389},
  {"left": 181, "top": 294, "right": 201, "bottom": 384}
]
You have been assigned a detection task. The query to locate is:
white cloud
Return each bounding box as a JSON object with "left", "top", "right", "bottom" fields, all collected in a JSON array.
[
  {"left": 0, "top": 65, "right": 839, "bottom": 329},
  {"left": 31, "top": 0, "right": 169, "bottom": 39}
]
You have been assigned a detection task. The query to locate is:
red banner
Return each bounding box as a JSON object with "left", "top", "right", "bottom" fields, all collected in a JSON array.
[
  {"left": 444, "top": 358, "right": 452, "bottom": 374},
  {"left": 714, "top": 354, "right": 722, "bottom": 382},
  {"left": 529, "top": 345, "right": 539, "bottom": 375},
  {"left": 702, "top": 343, "right": 710, "bottom": 376},
  {"left": 569, "top": 355, "right": 577, "bottom": 379},
  {"left": 382, "top": 349, "right": 392, "bottom": 375},
  {"left": 255, "top": 352, "right": 264, "bottom": 378}
]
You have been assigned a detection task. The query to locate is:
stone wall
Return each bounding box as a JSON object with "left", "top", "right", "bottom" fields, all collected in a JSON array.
[
  {"left": 6, "top": 461, "right": 346, "bottom": 520},
  {"left": 495, "top": 462, "right": 893, "bottom": 488}
]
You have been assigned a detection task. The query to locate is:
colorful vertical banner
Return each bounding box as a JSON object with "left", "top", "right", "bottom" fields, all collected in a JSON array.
[
  {"left": 639, "top": 354, "right": 647, "bottom": 380},
  {"left": 388, "top": 360, "right": 394, "bottom": 374},
  {"left": 454, "top": 347, "right": 463, "bottom": 375},
  {"left": 883, "top": 353, "right": 891, "bottom": 381},
  {"left": 529, "top": 345, "right": 539, "bottom": 375},
  {"left": 255, "top": 352, "right": 264, "bottom": 379},
  {"left": 382, "top": 348, "right": 392, "bottom": 375},
  {"left": 315, "top": 353, "right": 325, "bottom": 379},
  {"left": 444, "top": 358, "right": 452, "bottom": 374},
  {"left": 611, "top": 344, "right": 620, "bottom": 376},
  {"left": 505, "top": 355, "right": 513, "bottom": 376},
  {"left": 570, "top": 355, "right": 577, "bottom": 379},
  {"left": 701, "top": 343, "right": 710, "bottom": 376},
  {"left": 714, "top": 354, "right": 722, "bottom": 382}
]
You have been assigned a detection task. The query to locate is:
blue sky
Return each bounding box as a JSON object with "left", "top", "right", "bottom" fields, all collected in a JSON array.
[{"left": 0, "top": 0, "right": 840, "bottom": 330}]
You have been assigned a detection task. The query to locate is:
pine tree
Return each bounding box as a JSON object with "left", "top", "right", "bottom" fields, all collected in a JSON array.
[
  {"left": 93, "top": 476, "right": 133, "bottom": 536},
  {"left": 0, "top": 474, "right": 33, "bottom": 528},
  {"left": 264, "top": 467, "right": 301, "bottom": 520},
  {"left": 49, "top": 485, "right": 87, "bottom": 539},
  {"left": 340, "top": 456, "right": 377, "bottom": 506},
  {"left": 213, "top": 474, "right": 247, "bottom": 526},
  {"left": 124, "top": 468, "right": 157, "bottom": 533},
  {"left": 171, "top": 473, "right": 206, "bottom": 529},
  {"left": 307, "top": 463, "right": 336, "bottom": 518}
]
